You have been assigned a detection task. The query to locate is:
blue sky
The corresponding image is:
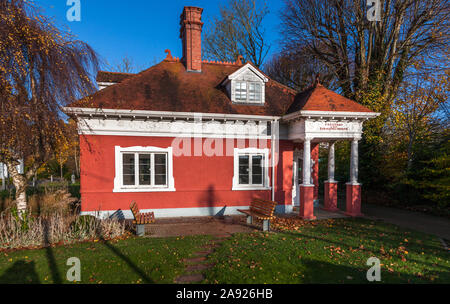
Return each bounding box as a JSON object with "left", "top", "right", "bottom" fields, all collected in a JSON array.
[{"left": 35, "top": 0, "right": 285, "bottom": 72}]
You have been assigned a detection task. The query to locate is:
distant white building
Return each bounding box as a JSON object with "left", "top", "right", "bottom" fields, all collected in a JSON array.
[{"left": 0, "top": 160, "right": 24, "bottom": 179}]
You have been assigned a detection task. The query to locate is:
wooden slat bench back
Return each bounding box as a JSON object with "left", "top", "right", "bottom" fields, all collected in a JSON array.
[
  {"left": 130, "top": 201, "right": 155, "bottom": 225},
  {"left": 238, "top": 198, "right": 277, "bottom": 231},
  {"left": 248, "top": 198, "right": 277, "bottom": 219}
]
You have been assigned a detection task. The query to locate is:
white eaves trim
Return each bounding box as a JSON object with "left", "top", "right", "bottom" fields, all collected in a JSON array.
[
  {"left": 63, "top": 107, "right": 279, "bottom": 121},
  {"left": 282, "top": 110, "right": 380, "bottom": 121},
  {"left": 97, "top": 82, "right": 116, "bottom": 89}
]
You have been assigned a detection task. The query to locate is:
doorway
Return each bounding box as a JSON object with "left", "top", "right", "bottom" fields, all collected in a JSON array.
[{"left": 292, "top": 151, "right": 303, "bottom": 207}]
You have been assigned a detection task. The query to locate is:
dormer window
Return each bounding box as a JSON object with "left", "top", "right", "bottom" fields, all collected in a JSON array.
[
  {"left": 235, "top": 81, "right": 262, "bottom": 103},
  {"left": 222, "top": 63, "right": 269, "bottom": 105}
]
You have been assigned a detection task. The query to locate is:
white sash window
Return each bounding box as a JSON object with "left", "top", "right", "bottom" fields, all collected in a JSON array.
[
  {"left": 232, "top": 148, "right": 270, "bottom": 190},
  {"left": 114, "top": 146, "right": 175, "bottom": 192}
]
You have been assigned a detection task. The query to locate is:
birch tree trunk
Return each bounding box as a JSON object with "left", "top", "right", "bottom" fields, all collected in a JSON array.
[{"left": 5, "top": 162, "right": 28, "bottom": 214}]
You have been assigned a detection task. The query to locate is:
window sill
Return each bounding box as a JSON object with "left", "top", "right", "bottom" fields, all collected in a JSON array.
[
  {"left": 232, "top": 186, "right": 272, "bottom": 191},
  {"left": 113, "top": 187, "right": 176, "bottom": 193}
]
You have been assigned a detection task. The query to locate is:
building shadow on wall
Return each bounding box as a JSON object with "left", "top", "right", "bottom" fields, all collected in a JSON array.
[
  {"left": 199, "top": 185, "right": 226, "bottom": 217},
  {"left": 109, "top": 209, "right": 125, "bottom": 220}
]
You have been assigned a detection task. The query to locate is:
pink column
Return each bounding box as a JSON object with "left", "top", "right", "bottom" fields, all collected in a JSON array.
[
  {"left": 345, "top": 138, "right": 363, "bottom": 217},
  {"left": 323, "top": 142, "right": 339, "bottom": 212},
  {"left": 324, "top": 181, "right": 339, "bottom": 212},
  {"left": 299, "top": 138, "right": 316, "bottom": 220},
  {"left": 345, "top": 184, "right": 362, "bottom": 216},
  {"left": 300, "top": 185, "right": 316, "bottom": 220},
  {"left": 311, "top": 143, "right": 319, "bottom": 202}
]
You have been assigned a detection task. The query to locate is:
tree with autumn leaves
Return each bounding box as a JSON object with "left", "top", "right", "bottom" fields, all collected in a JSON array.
[
  {"left": 271, "top": 0, "right": 449, "bottom": 209},
  {"left": 0, "top": 0, "right": 98, "bottom": 214}
]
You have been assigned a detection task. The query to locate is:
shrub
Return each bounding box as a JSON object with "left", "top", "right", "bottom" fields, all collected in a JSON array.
[
  {"left": 70, "top": 215, "right": 98, "bottom": 237},
  {"left": 0, "top": 210, "right": 126, "bottom": 250}
]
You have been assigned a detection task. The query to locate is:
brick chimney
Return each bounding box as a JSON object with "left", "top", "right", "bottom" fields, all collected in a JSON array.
[{"left": 180, "top": 6, "right": 203, "bottom": 72}]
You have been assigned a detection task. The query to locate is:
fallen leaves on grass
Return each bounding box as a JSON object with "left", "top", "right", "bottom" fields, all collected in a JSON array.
[{"left": 271, "top": 217, "right": 327, "bottom": 231}]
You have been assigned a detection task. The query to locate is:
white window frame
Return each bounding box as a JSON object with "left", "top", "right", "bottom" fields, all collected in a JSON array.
[
  {"left": 113, "top": 146, "right": 175, "bottom": 192},
  {"left": 232, "top": 147, "right": 270, "bottom": 191},
  {"left": 234, "top": 80, "right": 263, "bottom": 103}
]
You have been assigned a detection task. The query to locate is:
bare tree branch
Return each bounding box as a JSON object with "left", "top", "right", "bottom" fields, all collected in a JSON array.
[{"left": 203, "top": 0, "right": 271, "bottom": 67}]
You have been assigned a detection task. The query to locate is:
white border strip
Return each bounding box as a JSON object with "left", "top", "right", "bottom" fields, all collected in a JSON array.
[
  {"left": 283, "top": 110, "right": 380, "bottom": 121},
  {"left": 82, "top": 205, "right": 292, "bottom": 220},
  {"left": 64, "top": 107, "right": 279, "bottom": 121}
]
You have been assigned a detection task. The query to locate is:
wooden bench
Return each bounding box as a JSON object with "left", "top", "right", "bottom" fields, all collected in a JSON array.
[
  {"left": 130, "top": 201, "right": 155, "bottom": 236},
  {"left": 238, "top": 199, "right": 277, "bottom": 231}
]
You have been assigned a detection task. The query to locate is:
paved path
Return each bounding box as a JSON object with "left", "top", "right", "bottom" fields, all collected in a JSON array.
[
  {"left": 362, "top": 203, "right": 450, "bottom": 240},
  {"left": 146, "top": 216, "right": 257, "bottom": 238},
  {"left": 175, "top": 236, "right": 228, "bottom": 284}
]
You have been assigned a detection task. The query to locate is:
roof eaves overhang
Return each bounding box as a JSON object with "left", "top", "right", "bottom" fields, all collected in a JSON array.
[
  {"left": 63, "top": 107, "right": 280, "bottom": 122},
  {"left": 282, "top": 110, "right": 381, "bottom": 122}
]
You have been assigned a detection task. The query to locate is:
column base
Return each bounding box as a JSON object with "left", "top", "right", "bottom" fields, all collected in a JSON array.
[
  {"left": 345, "top": 183, "right": 363, "bottom": 217},
  {"left": 322, "top": 181, "right": 339, "bottom": 212},
  {"left": 300, "top": 185, "right": 316, "bottom": 220}
]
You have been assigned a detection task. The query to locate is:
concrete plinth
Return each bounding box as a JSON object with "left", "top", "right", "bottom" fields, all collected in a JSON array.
[
  {"left": 323, "top": 181, "right": 339, "bottom": 212},
  {"left": 345, "top": 183, "right": 363, "bottom": 217},
  {"left": 300, "top": 185, "right": 316, "bottom": 220}
]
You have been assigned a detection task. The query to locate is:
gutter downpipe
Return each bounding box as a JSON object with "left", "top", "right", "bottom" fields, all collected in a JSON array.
[{"left": 271, "top": 118, "right": 279, "bottom": 202}]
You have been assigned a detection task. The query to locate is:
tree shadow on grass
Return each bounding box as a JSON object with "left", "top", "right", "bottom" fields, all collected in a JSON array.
[
  {"left": 299, "top": 258, "right": 422, "bottom": 284},
  {"left": 43, "top": 219, "right": 63, "bottom": 284},
  {"left": 95, "top": 227, "right": 154, "bottom": 283},
  {"left": 281, "top": 228, "right": 450, "bottom": 273},
  {"left": 0, "top": 260, "right": 41, "bottom": 284}
]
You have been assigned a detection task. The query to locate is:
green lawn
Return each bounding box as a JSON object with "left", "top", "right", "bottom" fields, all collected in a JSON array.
[
  {"left": 0, "top": 218, "right": 448, "bottom": 284},
  {"left": 204, "top": 218, "right": 450, "bottom": 283},
  {"left": 0, "top": 235, "right": 212, "bottom": 284}
]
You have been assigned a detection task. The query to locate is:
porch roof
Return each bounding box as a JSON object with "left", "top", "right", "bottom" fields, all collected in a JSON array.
[{"left": 285, "top": 83, "right": 374, "bottom": 115}]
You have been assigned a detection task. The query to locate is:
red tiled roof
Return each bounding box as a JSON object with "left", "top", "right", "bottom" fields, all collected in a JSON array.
[
  {"left": 286, "top": 83, "right": 373, "bottom": 113},
  {"left": 96, "top": 71, "right": 135, "bottom": 83},
  {"left": 72, "top": 61, "right": 372, "bottom": 117},
  {"left": 72, "top": 60, "right": 297, "bottom": 116}
]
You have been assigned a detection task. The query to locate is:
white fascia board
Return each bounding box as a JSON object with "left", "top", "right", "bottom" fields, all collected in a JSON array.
[
  {"left": 97, "top": 82, "right": 116, "bottom": 87},
  {"left": 224, "top": 63, "right": 269, "bottom": 84},
  {"left": 282, "top": 110, "right": 381, "bottom": 121},
  {"left": 63, "top": 107, "right": 279, "bottom": 121}
]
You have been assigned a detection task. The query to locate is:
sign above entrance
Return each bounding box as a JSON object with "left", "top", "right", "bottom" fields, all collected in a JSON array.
[{"left": 287, "top": 118, "right": 363, "bottom": 141}]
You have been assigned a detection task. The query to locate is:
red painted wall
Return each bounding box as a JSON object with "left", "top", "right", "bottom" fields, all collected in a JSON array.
[{"left": 79, "top": 135, "right": 294, "bottom": 213}]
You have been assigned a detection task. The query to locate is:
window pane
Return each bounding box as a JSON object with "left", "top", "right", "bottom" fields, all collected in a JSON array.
[
  {"left": 249, "top": 83, "right": 261, "bottom": 102},
  {"left": 252, "top": 155, "right": 263, "bottom": 185},
  {"left": 139, "top": 154, "right": 151, "bottom": 185},
  {"left": 154, "top": 154, "right": 167, "bottom": 186},
  {"left": 236, "top": 81, "right": 247, "bottom": 101},
  {"left": 122, "top": 154, "right": 135, "bottom": 185},
  {"left": 239, "top": 155, "right": 249, "bottom": 184}
]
